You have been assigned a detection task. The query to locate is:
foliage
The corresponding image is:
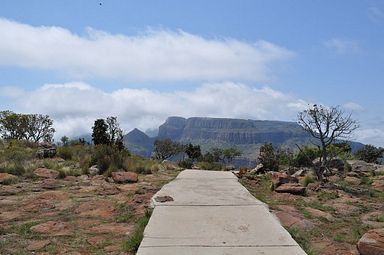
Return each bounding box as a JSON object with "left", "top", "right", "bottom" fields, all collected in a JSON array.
[
  {"left": 327, "top": 143, "right": 353, "bottom": 160},
  {"left": 222, "top": 147, "right": 242, "bottom": 163},
  {"left": 0, "top": 111, "right": 55, "bottom": 143},
  {"left": 185, "top": 143, "right": 202, "bottom": 161},
  {"left": 302, "top": 175, "right": 315, "bottom": 187},
  {"left": 60, "top": 136, "right": 69, "bottom": 146},
  {"left": 91, "top": 144, "right": 129, "bottom": 174},
  {"left": 298, "top": 104, "right": 358, "bottom": 181},
  {"left": 276, "top": 148, "right": 295, "bottom": 166},
  {"left": 202, "top": 147, "right": 223, "bottom": 163},
  {"left": 294, "top": 146, "right": 320, "bottom": 167},
  {"left": 258, "top": 143, "right": 278, "bottom": 172},
  {"left": 57, "top": 146, "right": 73, "bottom": 160},
  {"left": 355, "top": 144, "right": 384, "bottom": 164},
  {"left": 178, "top": 158, "right": 194, "bottom": 169},
  {"left": 288, "top": 228, "right": 317, "bottom": 255},
  {"left": 92, "top": 119, "right": 109, "bottom": 145},
  {"left": 123, "top": 210, "right": 152, "bottom": 252},
  {"left": 196, "top": 161, "right": 223, "bottom": 171},
  {"left": 153, "top": 139, "right": 182, "bottom": 160}
]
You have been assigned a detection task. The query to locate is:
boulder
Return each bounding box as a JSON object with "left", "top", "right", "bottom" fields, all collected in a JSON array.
[
  {"left": 271, "top": 172, "right": 298, "bottom": 188},
  {"left": 0, "top": 173, "right": 17, "bottom": 184},
  {"left": 36, "top": 142, "right": 57, "bottom": 158},
  {"left": 345, "top": 176, "right": 361, "bottom": 186},
  {"left": 275, "top": 183, "right": 306, "bottom": 195},
  {"left": 305, "top": 207, "right": 334, "bottom": 222},
  {"left": 111, "top": 171, "right": 138, "bottom": 183},
  {"left": 347, "top": 160, "right": 377, "bottom": 174},
  {"left": 357, "top": 228, "right": 384, "bottom": 255},
  {"left": 26, "top": 240, "right": 51, "bottom": 251},
  {"left": 327, "top": 158, "right": 345, "bottom": 171},
  {"left": 33, "top": 168, "right": 59, "bottom": 179},
  {"left": 88, "top": 165, "right": 100, "bottom": 176},
  {"left": 250, "top": 163, "right": 264, "bottom": 174},
  {"left": 31, "top": 221, "right": 73, "bottom": 236}
]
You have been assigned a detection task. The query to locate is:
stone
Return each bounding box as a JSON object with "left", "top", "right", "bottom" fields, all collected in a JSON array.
[
  {"left": 275, "top": 183, "right": 306, "bottom": 195},
  {"left": 274, "top": 211, "right": 313, "bottom": 230},
  {"left": 0, "top": 173, "right": 17, "bottom": 184},
  {"left": 31, "top": 221, "right": 73, "bottom": 236},
  {"left": 305, "top": 207, "right": 334, "bottom": 221},
  {"left": 112, "top": 171, "right": 138, "bottom": 183},
  {"left": 36, "top": 142, "right": 57, "bottom": 158},
  {"left": 345, "top": 176, "right": 361, "bottom": 185},
  {"left": 327, "top": 158, "right": 345, "bottom": 171},
  {"left": 26, "top": 240, "right": 51, "bottom": 251},
  {"left": 75, "top": 199, "right": 115, "bottom": 218},
  {"left": 86, "top": 223, "right": 132, "bottom": 234},
  {"left": 88, "top": 165, "right": 100, "bottom": 176},
  {"left": 33, "top": 168, "right": 59, "bottom": 179},
  {"left": 357, "top": 228, "right": 384, "bottom": 255},
  {"left": 154, "top": 195, "right": 174, "bottom": 203},
  {"left": 0, "top": 211, "right": 22, "bottom": 221},
  {"left": 250, "top": 163, "right": 264, "bottom": 174},
  {"left": 372, "top": 176, "right": 384, "bottom": 191},
  {"left": 271, "top": 172, "right": 298, "bottom": 188},
  {"left": 41, "top": 178, "right": 61, "bottom": 189},
  {"left": 87, "top": 236, "right": 105, "bottom": 246},
  {"left": 347, "top": 160, "right": 377, "bottom": 174}
]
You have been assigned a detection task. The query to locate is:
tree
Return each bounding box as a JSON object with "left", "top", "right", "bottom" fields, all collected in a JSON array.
[
  {"left": 355, "top": 145, "right": 384, "bottom": 164},
  {"left": 185, "top": 143, "right": 202, "bottom": 161},
  {"left": 153, "top": 139, "right": 181, "bottom": 160},
  {"left": 92, "top": 119, "right": 109, "bottom": 145},
  {"left": 0, "top": 111, "right": 55, "bottom": 143},
  {"left": 223, "top": 147, "right": 242, "bottom": 164},
  {"left": 106, "top": 117, "right": 125, "bottom": 150},
  {"left": 61, "top": 136, "right": 69, "bottom": 146},
  {"left": 258, "top": 143, "right": 279, "bottom": 172},
  {"left": 298, "top": 104, "right": 358, "bottom": 180}
]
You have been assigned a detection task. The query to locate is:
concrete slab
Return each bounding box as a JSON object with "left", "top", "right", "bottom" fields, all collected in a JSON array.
[
  {"left": 176, "top": 169, "right": 237, "bottom": 179},
  {"left": 137, "top": 170, "right": 306, "bottom": 255},
  {"left": 141, "top": 205, "right": 297, "bottom": 247},
  {"left": 151, "top": 178, "right": 263, "bottom": 206},
  {"left": 138, "top": 246, "right": 307, "bottom": 255}
]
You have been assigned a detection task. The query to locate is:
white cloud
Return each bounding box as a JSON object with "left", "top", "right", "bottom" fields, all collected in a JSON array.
[
  {"left": 8, "top": 82, "right": 308, "bottom": 138},
  {"left": 343, "top": 102, "right": 364, "bottom": 112},
  {"left": 323, "top": 38, "right": 359, "bottom": 54},
  {"left": 356, "top": 128, "right": 384, "bottom": 147},
  {"left": 0, "top": 18, "right": 293, "bottom": 82},
  {"left": 0, "top": 86, "right": 25, "bottom": 98}
]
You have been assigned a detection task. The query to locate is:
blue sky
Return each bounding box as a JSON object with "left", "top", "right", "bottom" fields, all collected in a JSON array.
[{"left": 0, "top": 0, "right": 383, "bottom": 146}]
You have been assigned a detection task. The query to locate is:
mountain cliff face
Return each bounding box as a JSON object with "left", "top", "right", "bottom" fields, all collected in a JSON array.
[
  {"left": 158, "top": 117, "right": 309, "bottom": 145},
  {"left": 125, "top": 116, "right": 363, "bottom": 163}
]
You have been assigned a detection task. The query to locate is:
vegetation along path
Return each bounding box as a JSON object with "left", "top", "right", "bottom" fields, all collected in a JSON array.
[{"left": 137, "top": 169, "right": 306, "bottom": 255}]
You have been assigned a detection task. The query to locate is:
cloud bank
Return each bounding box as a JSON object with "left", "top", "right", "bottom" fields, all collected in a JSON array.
[
  {"left": 7, "top": 82, "right": 307, "bottom": 138},
  {"left": 0, "top": 18, "right": 293, "bottom": 82}
]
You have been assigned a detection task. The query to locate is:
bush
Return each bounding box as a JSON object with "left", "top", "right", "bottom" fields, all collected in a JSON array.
[
  {"left": 258, "top": 143, "right": 279, "bottom": 172},
  {"left": 91, "top": 145, "right": 128, "bottom": 174},
  {"left": 301, "top": 175, "right": 314, "bottom": 187},
  {"left": 355, "top": 144, "right": 384, "bottom": 164},
  {"left": 123, "top": 210, "right": 152, "bottom": 252},
  {"left": 294, "top": 146, "right": 320, "bottom": 167},
  {"left": 5, "top": 163, "right": 26, "bottom": 176},
  {"left": 57, "top": 146, "right": 73, "bottom": 160},
  {"left": 196, "top": 161, "right": 223, "bottom": 171},
  {"left": 178, "top": 159, "right": 193, "bottom": 169}
]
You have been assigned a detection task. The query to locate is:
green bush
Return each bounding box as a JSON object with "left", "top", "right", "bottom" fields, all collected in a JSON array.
[
  {"left": 294, "top": 146, "right": 320, "bottom": 167},
  {"left": 196, "top": 161, "right": 223, "bottom": 171},
  {"left": 91, "top": 145, "right": 128, "bottom": 174},
  {"left": 5, "top": 163, "right": 26, "bottom": 176},
  {"left": 57, "top": 146, "right": 73, "bottom": 160},
  {"left": 178, "top": 159, "right": 193, "bottom": 169},
  {"left": 301, "top": 175, "right": 315, "bottom": 187}
]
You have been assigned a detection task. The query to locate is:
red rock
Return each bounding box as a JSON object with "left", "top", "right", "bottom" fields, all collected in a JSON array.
[
  {"left": 87, "top": 236, "right": 105, "bottom": 246},
  {"left": 0, "top": 211, "right": 22, "bottom": 221},
  {"left": 112, "top": 171, "right": 138, "bottom": 183},
  {"left": 0, "top": 173, "right": 17, "bottom": 184},
  {"left": 75, "top": 200, "right": 115, "bottom": 218},
  {"left": 275, "top": 183, "right": 306, "bottom": 195},
  {"left": 305, "top": 207, "right": 334, "bottom": 222},
  {"left": 33, "top": 168, "right": 59, "bottom": 179},
  {"left": 26, "top": 239, "right": 51, "bottom": 251},
  {"left": 357, "top": 228, "right": 384, "bottom": 255},
  {"left": 31, "top": 221, "right": 73, "bottom": 236},
  {"left": 271, "top": 172, "right": 298, "bottom": 188},
  {"left": 86, "top": 223, "right": 132, "bottom": 235},
  {"left": 274, "top": 211, "right": 313, "bottom": 230}
]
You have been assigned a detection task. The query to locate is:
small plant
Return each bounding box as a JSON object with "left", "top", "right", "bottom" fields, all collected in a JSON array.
[
  {"left": 115, "top": 203, "right": 135, "bottom": 223},
  {"left": 301, "top": 175, "right": 314, "bottom": 187},
  {"left": 123, "top": 210, "right": 152, "bottom": 252},
  {"left": 288, "top": 227, "right": 317, "bottom": 255},
  {"left": 57, "top": 146, "right": 73, "bottom": 160}
]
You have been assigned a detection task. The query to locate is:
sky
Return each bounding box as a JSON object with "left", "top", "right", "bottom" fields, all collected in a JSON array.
[{"left": 0, "top": 0, "right": 383, "bottom": 146}]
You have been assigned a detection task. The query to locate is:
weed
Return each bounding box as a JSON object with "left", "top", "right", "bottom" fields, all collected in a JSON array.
[
  {"left": 15, "top": 221, "right": 39, "bottom": 238},
  {"left": 302, "top": 175, "right": 314, "bottom": 187},
  {"left": 360, "top": 176, "right": 373, "bottom": 186},
  {"left": 317, "top": 191, "right": 338, "bottom": 201},
  {"left": 288, "top": 227, "right": 317, "bottom": 255},
  {"left": 123, "top": 210, "right": 152, "bottom": 252},
  {"left": 115, "top": 203, "right": 135, "bottom": 223}
]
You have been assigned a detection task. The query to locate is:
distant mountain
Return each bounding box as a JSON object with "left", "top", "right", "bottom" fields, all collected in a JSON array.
[
  {"left": 124, "top": 128, "right": 154, "bottom": 158},
  {"left": 124, "top": 116, "right": 364, "bottom": 164}
]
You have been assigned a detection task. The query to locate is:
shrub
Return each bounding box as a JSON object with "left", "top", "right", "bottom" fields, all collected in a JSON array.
[
  {"left": 57, "top": 146, "right": 73, "bottom": 160},
  {"left": 91, "top": 144, "right": 128, "bottom": 174},
  {"left": 355, "top": 144, "right": 384, "bottom": 164},
  {"left": 178, "top": 159, "right": 193, "bottom": 169},
  {"left": 196, "top": 161, "right": 223, "bottom": 171},
  {"left": 294, "top": 146, "right": 320, "bottom": 167},
  {"left": 301, "top": 175, "right": 315, "bottom": 187},
  {"left": 258, "top": 143, "right": 279, "bottom": 172},
  {"left": 5, "top": 163, "right": 26, "bottom": 176}
]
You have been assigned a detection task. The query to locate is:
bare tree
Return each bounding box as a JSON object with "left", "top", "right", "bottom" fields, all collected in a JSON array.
[{"left": 298, "top": 104, "right": 358, "bottom": 180}]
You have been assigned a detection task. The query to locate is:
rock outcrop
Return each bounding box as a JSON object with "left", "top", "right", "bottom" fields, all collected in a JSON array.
[{"left": 357, "top": 228, "right": 384, "bottom": 255}]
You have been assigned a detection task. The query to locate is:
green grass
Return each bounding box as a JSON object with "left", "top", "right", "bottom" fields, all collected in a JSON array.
[
  {"left": 14, "top": 221, "right": 39, "bottom": 238},
  {"left": 288, "top": 227, "right": 317, "bottom": 255},
  {"left": 317, "top": 191, "right": 339, "bottom": 201},
  {"left": 115, "top": 203, "right": 135, "bottom": 223},
  {"left": 122, "top": 210, "right": 152, "bottom": 252}
]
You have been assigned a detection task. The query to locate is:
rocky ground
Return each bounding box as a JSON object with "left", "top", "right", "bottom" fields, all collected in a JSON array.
[
  {"left": 0, "top": 159, "right": 180, "bottom": 255},
  {"left": 241, "top": 160, "right": 384, "bottom": 255}
]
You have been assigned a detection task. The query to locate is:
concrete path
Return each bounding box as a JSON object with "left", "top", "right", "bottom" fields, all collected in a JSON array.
[{"left": 137, "top": 170, "right": 306, "bottom": 255}]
